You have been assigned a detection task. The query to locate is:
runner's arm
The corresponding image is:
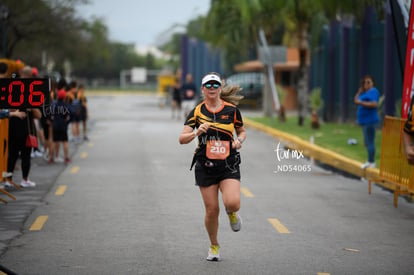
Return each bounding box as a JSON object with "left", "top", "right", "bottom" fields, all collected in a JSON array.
[
  {"left": 235, "top": 126, "right": 246, "bottom": 143},
  {"left": 179, "top": 123, "right": 210, "bottom": 144},
  {"left": 232, "top": 126, "right": 246, "bottom": 149}
]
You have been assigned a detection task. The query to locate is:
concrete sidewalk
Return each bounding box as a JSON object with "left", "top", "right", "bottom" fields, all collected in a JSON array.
[{"left": 0, "top": 139, "right": 83, "bottom": 256}]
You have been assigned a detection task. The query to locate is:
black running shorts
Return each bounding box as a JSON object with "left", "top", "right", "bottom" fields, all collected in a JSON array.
[
  {"left": 53, "top": 129, "right": 68, "bottom": 142},
  {"left": 194, "top": 154, "right": 241, "bottom": 187}
]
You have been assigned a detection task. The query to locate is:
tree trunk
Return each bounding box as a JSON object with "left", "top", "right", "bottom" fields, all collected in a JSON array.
[
  {"left": 297, "top": 48, "right": 308, "bottom": 126},
  {"left": 297, "top": 25, "right": 309, "bottom": 126},
  {"left": 279, "top": 105, "right": 286, "bottom": 122},
  {"left": 263, "top": 67, "right": 274, "bottom": 117},
  {"left": 311, "top": 110, "right": 319, "bottom": 129}
]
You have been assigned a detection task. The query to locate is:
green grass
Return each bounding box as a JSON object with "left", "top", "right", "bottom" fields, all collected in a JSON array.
[{"left": 248, "top": 116, "right": 382, "bottom": 164}]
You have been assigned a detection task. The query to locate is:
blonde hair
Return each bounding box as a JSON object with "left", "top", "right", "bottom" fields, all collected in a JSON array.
[
  {"left": 220, "top": 85, "right": 244, "bottom": 106},
  {"left": 201, "top": 72, "right": 244, "bottom": 105}
]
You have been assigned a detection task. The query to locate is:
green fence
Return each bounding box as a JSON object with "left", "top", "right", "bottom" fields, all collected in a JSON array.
[{"left": 310, "top": 8, "right": 403, "bottom": 123}]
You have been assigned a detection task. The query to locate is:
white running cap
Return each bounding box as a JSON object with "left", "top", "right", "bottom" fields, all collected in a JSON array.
[{"left": 201, "top": 74, "right": 222, "bottom": 85}]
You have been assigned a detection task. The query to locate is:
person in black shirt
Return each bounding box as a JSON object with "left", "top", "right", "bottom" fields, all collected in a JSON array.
[
  {"left": 7, "top": 108, "right": 41, "bottom": 187},
  {"left": 51, "top": 89, "right": 71, "bottom": 164},
  {"left": 7, "top": 66, "right": 42, "bottom": 188},
  {"left": 171, "top": 77, "right": 182, "bottom": 120},
  {"left": 181, "top": 73, "right": 197, "bottom": 119}
]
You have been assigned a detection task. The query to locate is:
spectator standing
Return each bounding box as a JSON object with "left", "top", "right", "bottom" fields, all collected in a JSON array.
[
  {"left": 41, "top": 78, "right": 57, "bottom": 162},
  {"left": 51, "top": 89, "right": 71, "bottom": 164},
  {"left": 30, "top": 67, "right": 45, "bottom": 158},
  {"left": 65, "top": 81, "right": 81, "bottom": 142},
  {"left": 77, "top": 84, "right": 89, "bottom": 141},
  {"left": 181, "top": 73, "right": 197, "bottom": 119},
  {"left": 171, "top": 77, "right": 182, "bottom": 120},
  {"left": 7, "top": 65, "right": 42, "bottom": 187},
  {"left": 354, "top": 75, "right": 380, "bottom": 169}
]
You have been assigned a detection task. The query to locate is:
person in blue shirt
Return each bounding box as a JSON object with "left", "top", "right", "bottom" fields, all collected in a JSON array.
[{"left": 354, "top": 75, "right": 380, "bottom": 169}]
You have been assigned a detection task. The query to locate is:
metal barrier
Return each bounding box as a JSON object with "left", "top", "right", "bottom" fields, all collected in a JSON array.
[
  {"left": 369, "top": 116, "right": 414, "bottom": 207},
  {"left": 157, "top": 74, "right": 175, "bottom": 95},
  {"left": 0, "top": 117, "right": 15, "bottom": 204},
  {"left": 0, "top": 117, "right": 8, "bottom": 177},
  {"left": 157, "top": 74, "right": 175, "bottom": 108}
]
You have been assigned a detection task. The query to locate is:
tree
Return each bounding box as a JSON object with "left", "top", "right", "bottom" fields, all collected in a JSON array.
[
  {"left": 203, "top": 0, "right": 255, "bottom": 71},
  {"left": 72, "top": 18, "right": 115, "bottom": 78},
  {"left": 203, "top": 0, "right": 291, "bottom": 116},
  {"left": 0, "top": 0, "right": 165, "bottom": 81},
  {"left": 1, "top": 0, "right": 89, "bottom": 61},
  {"left": 202, "top": 0, "right": 387, "bottom": 122},
  {"left": 187, "top": 15, "right": 207, "bottom": 40},
  {"left": 278, "top": 0, "right": 386, "bottom": 125},
  {"left": 320, "top": 0, "right": 385, "bottom": 23}
]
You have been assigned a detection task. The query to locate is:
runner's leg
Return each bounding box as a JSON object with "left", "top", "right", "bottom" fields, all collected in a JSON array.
[
  {"left": 219, "top": 179, "right": 240, "bottom": 213},
  {"left": 199, "top": 184, "right": 220, "bottom": 245}
]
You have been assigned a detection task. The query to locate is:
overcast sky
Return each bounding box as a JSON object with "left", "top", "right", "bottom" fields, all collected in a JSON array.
[{"left": 77, "top": 0, "right": 211, "bottom": 46}]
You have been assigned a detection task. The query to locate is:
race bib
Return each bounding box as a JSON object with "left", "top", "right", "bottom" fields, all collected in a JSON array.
[{"left": 206, "top": 140, "right": 230, "bottom": 160}]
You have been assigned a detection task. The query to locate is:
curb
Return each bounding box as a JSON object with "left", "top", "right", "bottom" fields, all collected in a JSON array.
[{"left": 244, "top": 117, "right": 381, "bottom": 184}]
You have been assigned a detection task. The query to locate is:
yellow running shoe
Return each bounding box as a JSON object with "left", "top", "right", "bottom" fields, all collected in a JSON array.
[
  {"left": 227, "top": 212, "right": 242, "bottom": 232},
  {"left": 206, "top": 245, "right": 220, "bottom": 261}
]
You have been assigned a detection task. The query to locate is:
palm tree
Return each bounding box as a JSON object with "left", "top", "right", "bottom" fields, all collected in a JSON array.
[
  {"left": 321, "top": 0, "right": 385, "bottom": 22},
  {"left": 202, "top": 0, "right": 386, "bottom": 122},
  {"left": 204, "top": 0, "right": 322, "bottom": 121},
  {"left": 282, "top": 0, "right": 324, "bottom": 125},
  {"left": 203, "top": 0, "right": 254, "bottom": 71},
  {"left": 204, "top": 0, "right": 287, "bottom": 117}
]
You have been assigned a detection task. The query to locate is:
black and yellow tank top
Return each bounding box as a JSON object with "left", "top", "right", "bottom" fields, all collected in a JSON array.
[{"left": 184, "top": 100, "right": 243, "bottom": 160}]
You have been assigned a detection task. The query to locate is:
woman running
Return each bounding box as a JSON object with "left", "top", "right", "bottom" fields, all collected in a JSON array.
[{"left": 179, "top": 72, "right": 246, "bottom": 261}]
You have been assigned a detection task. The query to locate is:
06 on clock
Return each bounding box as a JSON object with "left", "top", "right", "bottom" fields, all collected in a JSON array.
[{"left": 0, "top": 78, "right": 51, "bottom": 109}]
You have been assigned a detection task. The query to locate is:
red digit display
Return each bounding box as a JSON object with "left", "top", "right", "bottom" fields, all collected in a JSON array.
[
  {"left": 8, "top": 80, "right": 24, "bottom": 107},
  {"left": 0, "top": 78, "right": 50, "bottom": 109},
  {"left": 29, "top": 80, "right": 45, "bottom": 106}
]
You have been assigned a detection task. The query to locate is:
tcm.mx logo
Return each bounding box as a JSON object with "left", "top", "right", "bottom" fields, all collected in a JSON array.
[
  {"left": 274, "top": 142, "right": 304, "bottom": 162},
  {"left": 273, "top": 142, "right": 311, "bottom": 173}
]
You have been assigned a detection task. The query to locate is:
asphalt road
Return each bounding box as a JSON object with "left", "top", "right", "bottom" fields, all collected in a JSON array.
[{"left": 1, "top": 94, "right": 414, "bottom": 275}]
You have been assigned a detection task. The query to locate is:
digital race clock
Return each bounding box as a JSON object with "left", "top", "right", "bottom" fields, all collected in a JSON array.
[{"left": 0, "top": 78, "right": 51, "bottom": 109}]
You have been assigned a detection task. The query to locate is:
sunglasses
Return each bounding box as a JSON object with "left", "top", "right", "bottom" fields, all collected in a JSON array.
[{"left": 204, "top": 83, "right": 221, "bottom": 89}]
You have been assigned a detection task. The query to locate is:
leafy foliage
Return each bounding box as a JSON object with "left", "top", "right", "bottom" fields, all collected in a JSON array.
[
  {"left": 0, "top": 0, "right": 388, "bottom": 80},
  {"left": 310, "top": 87, "right": 324, "bottom": 112},
  {"left": 0, "top": 0, "right": 164, "bottom": 79}
]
